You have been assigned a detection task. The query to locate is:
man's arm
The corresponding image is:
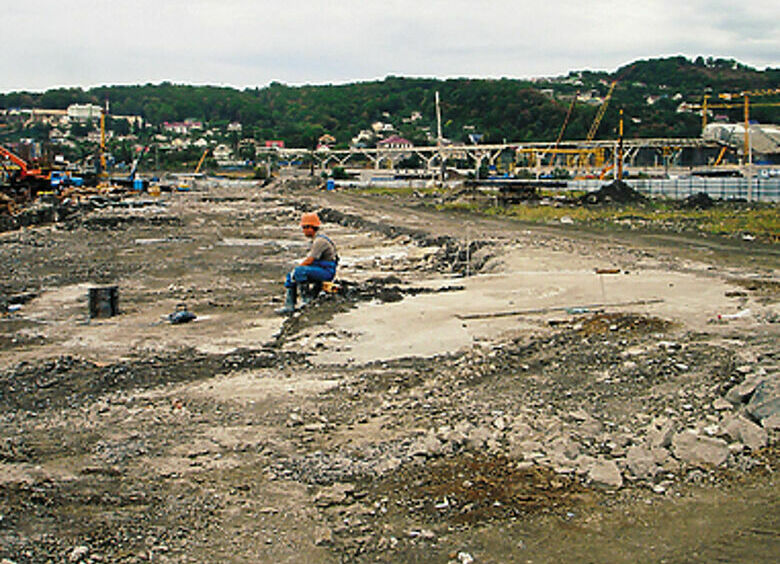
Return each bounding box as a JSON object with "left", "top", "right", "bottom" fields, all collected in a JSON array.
[{"left": 300, "top": 256, "right": 315, "bottom": 266}]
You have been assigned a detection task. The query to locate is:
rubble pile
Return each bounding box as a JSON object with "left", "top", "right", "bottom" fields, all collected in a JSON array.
[{"left": 581, "top": 180, "right": 647, "bottom": 205}]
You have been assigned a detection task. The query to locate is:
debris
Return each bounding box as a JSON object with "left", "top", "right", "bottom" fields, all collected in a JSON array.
[
  {"left": 588, "top": 458, "right": 624, "bottom": 488},
  {"left": 457, "top": 299, "right": 664, "bottom": 320},
  {"left": 717, "top": 309, "right": 751, "bottom": 320},
  {"left": 68, "top": 546, "right": 90, "bottom": 562},
  {"left": 671, "top": 430, "right": 729, "bottom": 467},
  {"left": 168, "top": 305, "right": 197, "bottom": 324},
  {"left": 580, "top": 180, "right": 646, "bottom": 205},
  {"left": 681, "top": 192, "right": 715, "bottom": 209}
]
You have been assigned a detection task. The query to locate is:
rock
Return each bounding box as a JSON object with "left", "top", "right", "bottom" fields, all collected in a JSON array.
[
  {"left": 762, "top": 413, "right": 780, "bottom": 431},
  {"left": 721, "top": 415, "right": 768, "bottom": 451},
  {"left": 725, "top": 374, "right": 767, "bottom": 404},
  {"left": 546, "top": 436, "right": 580, "bottom": 461},
  {"left": 646, "top": 418, "right": 675, "bottom": 449},
  {"left": 671, "top": 430, "right": 729, "bottom": 467},
  {"left": 576, "top": 418, "right": 604, "bottom": 440},
  {"left": 567, "top": 409, "right": 590, "bottom": 422},
  {"left": 440, "top": 425, "right": 469, "bottom": 447},
  {"left": 486, "top": 438, "right": 503, "bottom": 453},
  {"left": 466, "top": 426, "right": 492, "bottom": 449},
  {"left": 408, "top": 433, "right": 443, "bottom": 458},
  {"left": 626, "top": 445, "right": 658, "bottom": 480},
  {"left": 69, "top": 546, "right": 90, "bottom": 562},
  {"left": 314, "top": 483, "right": 355, "bottom": 507},
  {"left": 507, "top": 437, "right": 542, "bottom": 460},
  {"left": 712, "top": 398, "right": 732, "bottom": 411},
  {"left": 314, "top": 526, "right": 333, "bottom": 546},
  {"left": 650, "top": 447, "right": 671, "bottom": 466},
  {"left": 588, "top": 458, "right": 623, "bottom": 488},
  {"left": 509, "top": 420, "right": 533, "bottom": 438},
  {"left": 375, "top": 456, "right": 402, "bottom": 474},
  {"left": 746, "top": 377, "right": 780, "bottom": 422},
  {"left": 574, "top": 454, "right": 597, "bottom": 476},
  {"left": 493, "top": 416, "right": 506, "bottom": 431},
  {"left": 457, "top": 552, "right": 475, "bottom": 564}
]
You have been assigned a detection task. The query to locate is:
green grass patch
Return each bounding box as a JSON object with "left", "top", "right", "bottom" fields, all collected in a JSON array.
[{"left": 438, "top": 198, "right": 780, "bottom": 242}]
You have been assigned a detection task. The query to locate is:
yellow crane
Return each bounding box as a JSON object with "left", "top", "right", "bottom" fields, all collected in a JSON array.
[
  {"left": 194, "top": 148, "right": 209, "bottom": 174},
  {"left": 694, "top": 88, "right": 780, "bottom": 161},
  {"left": 576, "top": 81, "right": 618, "bottom": 172},
  {"left": 586, "top": 81, "right": 618, "bottom": 141},
  {"left": 554, "top": 91, "right": 579, "bottom": 149}
]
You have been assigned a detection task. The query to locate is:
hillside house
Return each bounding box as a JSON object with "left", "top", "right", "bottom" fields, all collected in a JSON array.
[{"left": 377, "top": 135, "right": 413, "bottom": 149}]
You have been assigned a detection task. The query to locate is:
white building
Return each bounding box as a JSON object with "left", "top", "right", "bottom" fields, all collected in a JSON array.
[{"left": 67, "top": 104, "right": 103, "bottom": 121}]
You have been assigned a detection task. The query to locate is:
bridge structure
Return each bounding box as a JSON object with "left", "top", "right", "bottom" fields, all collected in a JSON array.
[{"left": 255, "top": 137, "right": 723, "bottom": 179}]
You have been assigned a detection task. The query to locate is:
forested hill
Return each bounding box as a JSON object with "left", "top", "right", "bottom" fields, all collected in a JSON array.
[{"left": 2, "top": 56, "right": 778, "bottom": 147}]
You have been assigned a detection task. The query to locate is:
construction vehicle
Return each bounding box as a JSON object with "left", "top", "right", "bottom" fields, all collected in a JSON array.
[
  {"left": 111, "top": 144, "right": 151, "bottom": 191},
  {"left": 0, "top": 144, "right": 51, "bottom": 213},
  {"left": 0, "top": 144, "right": 49, "bottom": 187},
  {"left": 177, "top": 148, "right": 210, "bottom": 191}
]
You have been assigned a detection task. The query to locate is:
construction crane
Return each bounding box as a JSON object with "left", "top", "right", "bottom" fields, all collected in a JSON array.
[
  {"left": 554, "top": 91, "right": 579, "bottom": 149},
  {"left": 194, "top": 148, "right": 209, "bottom": 174},
  {"left": 586, "top": 81, "right": 618, "bottom": 141},
  {"left": 573, "top": 81, "right": 618, "bottom": 173},
  {"left": 697, "top": 88, "right": 780, "bottom": 161}
]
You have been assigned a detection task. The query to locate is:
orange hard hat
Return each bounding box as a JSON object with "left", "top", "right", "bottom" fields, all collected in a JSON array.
[{"left": 300, "top": 212, "right": 321, "bottom": 227}]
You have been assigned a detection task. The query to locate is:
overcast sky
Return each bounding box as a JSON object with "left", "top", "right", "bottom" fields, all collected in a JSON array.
[{"left": 4, "top": 0, "right": 779, "bottom": 93}]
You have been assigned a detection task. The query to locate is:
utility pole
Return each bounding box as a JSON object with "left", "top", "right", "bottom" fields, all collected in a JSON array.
[
  {"left": 617, "top": 109, "right": 624, "bottom": 181},
  {"left": 701, "top": 94, "right": 709, "bottom": 132},
  {"left": 99, "top": 100, "right": 108, "bottom": 187},
  {"left": 436, "top": 91, "right": 445, "bottom": 185}
]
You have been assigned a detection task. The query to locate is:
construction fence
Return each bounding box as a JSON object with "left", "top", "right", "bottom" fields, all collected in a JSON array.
[{"left": 570, "top": 177, "right": 780, "bottom": 203}]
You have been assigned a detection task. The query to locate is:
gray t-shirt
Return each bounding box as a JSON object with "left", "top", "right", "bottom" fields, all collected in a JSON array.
[{"left": 307, "top": 234, "right": 337, "bottom": 262}]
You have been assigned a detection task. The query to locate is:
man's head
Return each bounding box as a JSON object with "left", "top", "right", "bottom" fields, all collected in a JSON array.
[{"left": 300, "top": 212, "right": 321, "bottom": 238}]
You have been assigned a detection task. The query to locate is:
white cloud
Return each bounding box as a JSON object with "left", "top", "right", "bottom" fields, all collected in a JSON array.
[{"left": 3, "top": 0, "right": 778, "bottom": 92}]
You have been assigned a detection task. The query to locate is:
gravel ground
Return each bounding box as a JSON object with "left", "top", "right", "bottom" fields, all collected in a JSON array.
[{"left": 0, "top": 177, "right": 777, "bottom": 563}]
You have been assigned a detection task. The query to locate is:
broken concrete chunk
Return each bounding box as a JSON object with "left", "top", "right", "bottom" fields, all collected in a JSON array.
[
  {"left": 721, "top": 415, "right": 768, "bottom": 451},
  {"left": 408, "top": 433, "right": 443, "bottom": 458},
  {"left": 466, "top": 426, "right": 492, "bottom": 450},
  {"left": 314, "top": 483, "right": 355, "bottom": 507},
  {"left": 626, "top": 445, "right": 659, "bottom": 480},
  {"left": 646, "top": 418, "right": 675, "bottom": 449},
  {"left": 725, "top": 374, "right": 769, "bottom": 404},
  {"left": 588, "top": 458, "right": 623, "bottom": 488},
  {"left": 712, "top": 398, "right": 732, "bottom": 411},
  {"left": 746, "top": 377, "right": 780, "bottom": 422},
  {"left": 314, "top": 526, "right": 333, "bottom": 546},
  {"left": 761, "top": 413, "right": 780, "bottom": 431},
  {"left": 671, "top": 430, "right": 729, "bottom": 467}
]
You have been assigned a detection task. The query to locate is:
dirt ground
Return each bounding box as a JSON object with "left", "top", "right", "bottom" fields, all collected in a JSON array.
[{"left": 0, "top": 177, "right": 778, "bottom": 563}]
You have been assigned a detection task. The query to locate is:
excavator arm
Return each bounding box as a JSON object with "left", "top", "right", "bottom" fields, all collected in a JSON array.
[{"left": 0, "top": 144, "right": 43, "bottom": 178}]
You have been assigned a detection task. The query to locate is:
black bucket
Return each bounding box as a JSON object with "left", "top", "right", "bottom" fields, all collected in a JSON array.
[{"left": 88, "top": 286, "right": 119, "bottom": 318}]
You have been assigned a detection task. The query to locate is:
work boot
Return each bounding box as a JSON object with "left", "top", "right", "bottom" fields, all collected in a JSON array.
[{"left": 275, "top": 286, "right": 297, "bottom": 315}]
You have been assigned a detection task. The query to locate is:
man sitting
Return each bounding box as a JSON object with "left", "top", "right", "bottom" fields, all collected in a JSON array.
[{"left": 277, "top": 212, "right": 338, "bottom": 314}]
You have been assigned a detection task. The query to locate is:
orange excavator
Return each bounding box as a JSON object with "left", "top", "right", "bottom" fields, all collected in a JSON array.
[{"left": 0, "top": 144, "right": 50, "bottom": 214}]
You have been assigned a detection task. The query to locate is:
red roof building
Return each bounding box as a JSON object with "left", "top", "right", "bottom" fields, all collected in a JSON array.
[{"left": 377, "top": 135, "right": 413, "bottom": 149}]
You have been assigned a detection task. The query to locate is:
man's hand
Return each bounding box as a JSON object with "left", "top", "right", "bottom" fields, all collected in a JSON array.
[{"left": 300, "top": 257, "right": 315, "bottom": 266}]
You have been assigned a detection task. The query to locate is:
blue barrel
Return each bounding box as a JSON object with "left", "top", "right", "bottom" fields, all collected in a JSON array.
[
  {"left": 133, "top": 178, "right": 144, "bottom": 191},
  {"left": 326, "top": 179, "right": 335, "bottom": 191}
]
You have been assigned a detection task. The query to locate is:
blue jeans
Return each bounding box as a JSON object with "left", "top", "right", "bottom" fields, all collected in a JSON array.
[{"left": 284, "top": 261, "right": 336, "bottom": 288}]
